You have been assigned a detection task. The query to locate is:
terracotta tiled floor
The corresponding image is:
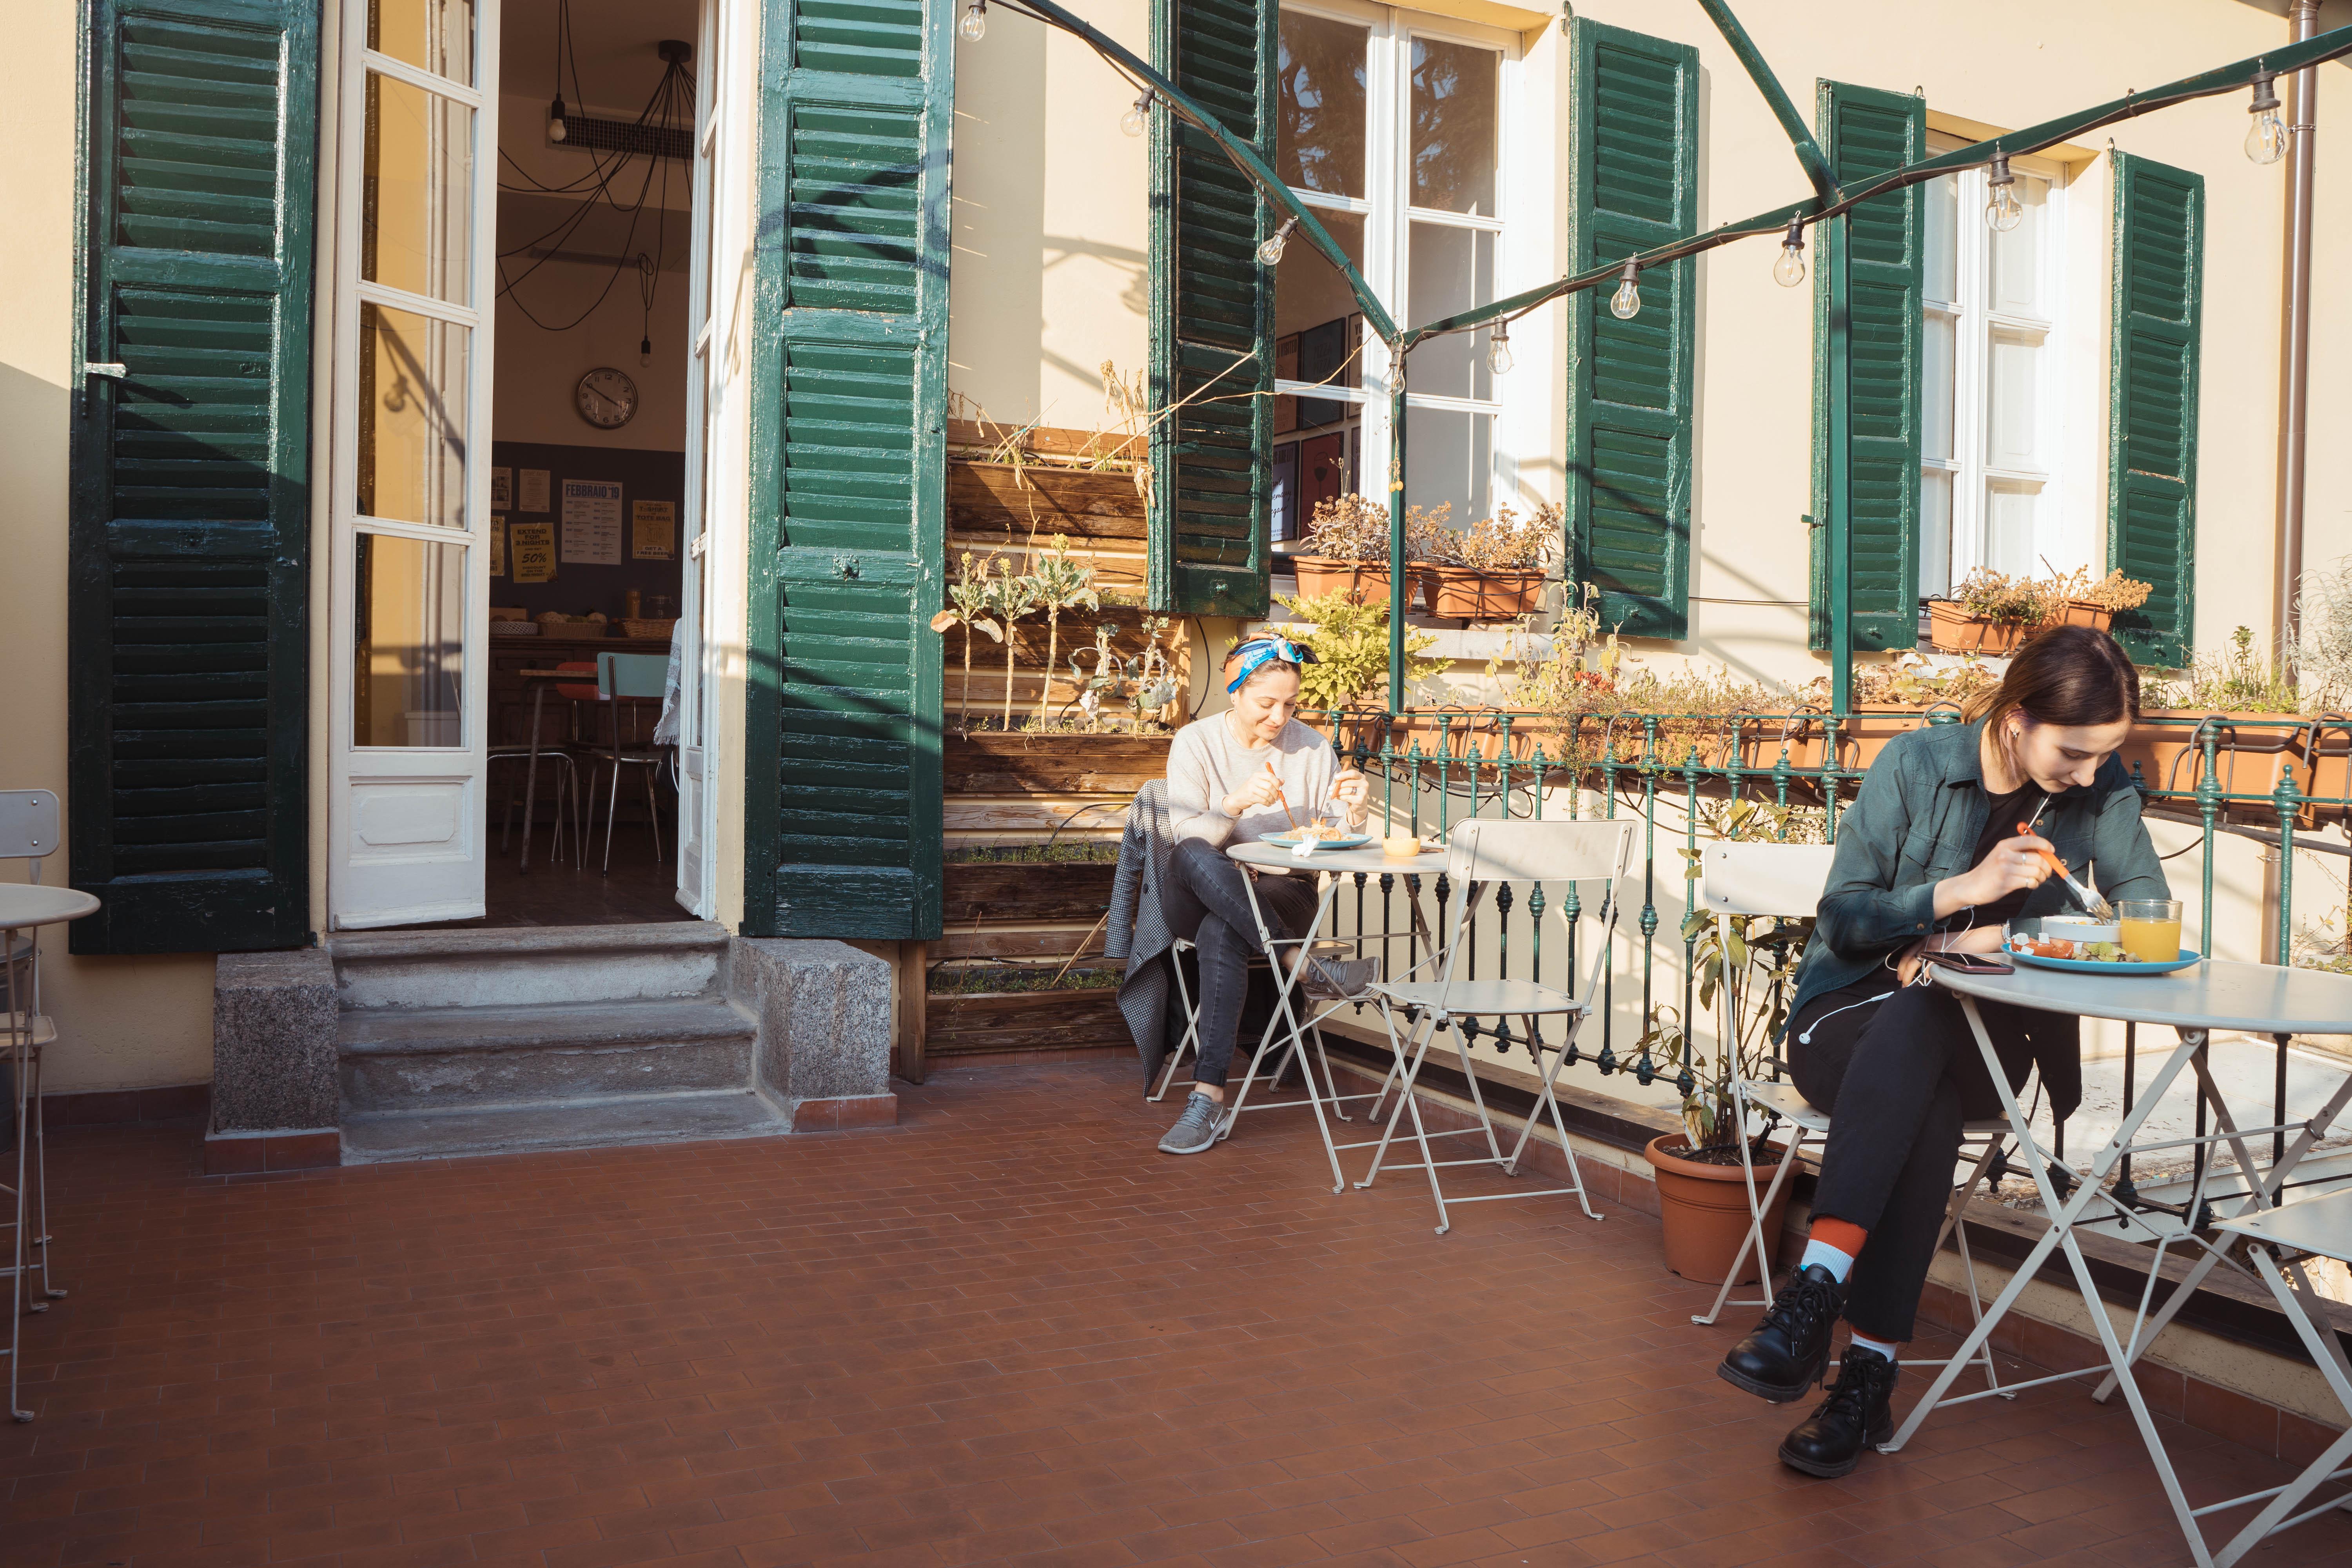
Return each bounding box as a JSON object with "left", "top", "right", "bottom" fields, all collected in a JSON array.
[{"left": 5, "top": 1058, "right": 2349, "bottom": 1568}]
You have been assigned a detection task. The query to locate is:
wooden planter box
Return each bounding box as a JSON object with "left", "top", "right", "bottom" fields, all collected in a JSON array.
[
  {"left": 942, "top": 858, "right": 1120, "bottom": 924},
  {"left": 925, "top": 987, "right": 1127, "bottom": 1059},
  {"left": 942, "top": 604, "right": 1186, "bottom": 732},
  {"left": 1419, "top": 565, "right": 1546, "bottom": 622},
  {"left": 945, "top": 730, "right": 1173, "bottom": 795}
]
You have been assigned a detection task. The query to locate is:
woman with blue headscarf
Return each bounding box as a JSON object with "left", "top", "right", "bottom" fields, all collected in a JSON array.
[{"left": 1155, "top": 635, "right": 1370, "bottom": 1155}]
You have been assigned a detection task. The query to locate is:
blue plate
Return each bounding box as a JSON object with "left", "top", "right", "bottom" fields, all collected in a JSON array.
[
  {"left": 2010, "top": 947, "right": 2202, "bottom": 976},
  {"left": 1263, "top": 830, "right": 1374, "bottom": 851}
]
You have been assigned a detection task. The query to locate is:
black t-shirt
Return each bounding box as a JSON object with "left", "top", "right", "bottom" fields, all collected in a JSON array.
[{"left": 1964, "top": 781, "right": 2047, "bottom": 929}]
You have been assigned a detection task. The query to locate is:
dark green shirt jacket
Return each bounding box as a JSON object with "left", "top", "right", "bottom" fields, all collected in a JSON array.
[{"left": 1786, "top": 718, "right": 2171, "bottom": 1120}]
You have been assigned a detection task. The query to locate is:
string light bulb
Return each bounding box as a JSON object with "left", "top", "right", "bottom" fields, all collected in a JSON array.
[
  {"left": 640, "top": 336, "right": 653, "bottom": 368},
  {"left": 1609, "top": 260, "right": 1641, "bottom": 321},
  {"left": 1121, "top": 91, "right": 1151, "bottom": 138},
  {"left": 959, "top": 0, "right": 986, "bottom": 41},
  {"left": 1772, "top": 218, "right": 1807, "bottom": 288},
  {"left": 1486, "top": 318, "right": 1512, "bottom": 376},
  {"left": 1256, "top": 215, "right": 1299, "bottom": 267},
  {"left": 547, "top": 93, "right": 568, "bottom": 142},
  {"left": 1985, "top": 155, "right": 2022, "bottom": 234},
  {"left": 2245, "top": 71, "right": 2288, "bottom": 165}
]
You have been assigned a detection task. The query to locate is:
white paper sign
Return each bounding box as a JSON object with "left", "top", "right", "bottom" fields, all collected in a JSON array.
[
  {"left": 519, "top": 468, "right": 551, "bottom": 512},
  {"left": 491, "top": 467, "right": 512, "bottom": 509},
  {"left": 632, "top": 500, "right": 676, "bottom": 560},
  {"left": 561, "top": 479, "right": 624, "bottom": 565}
]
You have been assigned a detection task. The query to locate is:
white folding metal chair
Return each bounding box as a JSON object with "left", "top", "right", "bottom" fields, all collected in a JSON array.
[
  {"left": 1355, "top": 818, "right": 1637, "bottom": 1233},
  {"left": 2201, "top": 1189, "right": 2352, "bottom": 1564},
  {"left": 1688, "top": 840, "right": 2011, "bottom": 1394},
  {"left": 1147, "top": 934, "right": 1359, "bottom": 1117},
  {"left": 0, "top": 789, "right": 67, "bottom": 1426}
]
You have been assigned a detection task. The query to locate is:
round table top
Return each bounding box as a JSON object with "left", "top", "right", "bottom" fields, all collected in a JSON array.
[
  {"left": 1932, "top": 956, "right": 2352, "bottom": 1036},
  {"left": 0, "top": 884, "right": 100, "bottom": 928},
  {"left": 1226, "top": 838, "right": 1442, "bottom": 876}
]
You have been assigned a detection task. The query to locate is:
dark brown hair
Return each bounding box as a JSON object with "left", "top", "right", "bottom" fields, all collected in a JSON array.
[{"left": 1960, "top": 624, "right": 2141, "bottom": 743}]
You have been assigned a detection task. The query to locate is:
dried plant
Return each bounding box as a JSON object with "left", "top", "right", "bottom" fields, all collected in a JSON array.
[
  {"left": 929, "top": 551, "right": 1006, "bottom": 730},
  {"left": 1441, "top": 502, "right": 1563, "bottom": 573},
  {"left": 1950, "top": 566, "right": 2051, "bottom": 626},
  {"left": 1027, "top": 535, "right": 1100, "bottom": 725},
  {"left": 2298, "top": 554, "right": 2352, "bottom": 710},
  {"left": 2077, "top": 568, "right": 2154, "bottom": 613},
  {"left": 1301, "top": 494, "right": 1391, "bottom": 562},
  {"left": 994, "top": 559, "right": 1040, "bottom": 732}
]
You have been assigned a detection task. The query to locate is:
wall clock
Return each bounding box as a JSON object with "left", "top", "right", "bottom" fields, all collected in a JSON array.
[{"left": 575, "top": 367, "right": 638, "bottom": 429}]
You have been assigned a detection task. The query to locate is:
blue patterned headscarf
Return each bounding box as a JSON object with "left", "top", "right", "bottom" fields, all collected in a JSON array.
[{"left": 1224, "top": 635, "right": 1317, "bottom": 693}]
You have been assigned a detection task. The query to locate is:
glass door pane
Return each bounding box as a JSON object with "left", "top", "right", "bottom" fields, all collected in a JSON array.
[
  {"left": 358, "top": 301, "right": 470, "bottom": 527},
  {"left": 1277, "top": 12, "right": 1369, "bottom": 200},
  {"left": 353, "top": 532, "right": 467, "bottom": 746},
  {"left": 369, "top": 0, "right": 476, "bottom": 83},
  {"left": 363, "top": 71, "right": 475, "bottom": 304},
  {"left": 1409, "top": 39, "right": 1498, "bottom": 216}
]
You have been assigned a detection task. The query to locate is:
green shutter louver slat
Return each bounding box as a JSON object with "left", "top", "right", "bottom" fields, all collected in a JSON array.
[
  {"left": 1148, "top": 0, "right": 1274, "bottom": 617},
  {"left": 69, "top": 0, "right": 316, "bottom": 955},
  {"left": 744, "top": 0, "right": 950, "bottom": 939},
  {"left": 2107, "top": 152, "right": 2202, "bottom": 669},
  {"left": 1566, "top": 20, "right": 1696, "bottom": 641},
  {"left": 1808, "top": 81, "right": 1925, "bottom": 654}
]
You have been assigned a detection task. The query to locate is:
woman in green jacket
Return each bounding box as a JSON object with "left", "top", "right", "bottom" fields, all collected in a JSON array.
[{"left": 1716, "top": 625, "right": 2170, "bottom": 1478}]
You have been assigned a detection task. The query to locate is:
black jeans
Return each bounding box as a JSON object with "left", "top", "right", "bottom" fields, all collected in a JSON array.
[
  {"left": 1163, "top": 838, "right": 1319, "bottom": 1089},
  {"left": 1789, "top": 979, "right": 2040, "bottom": 1341}
]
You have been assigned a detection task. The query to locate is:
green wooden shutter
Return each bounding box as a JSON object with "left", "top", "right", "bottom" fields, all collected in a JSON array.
[
  {"left": 1148, "top": 0, "right": 1275, "bottom": 617},
  {"left": 743, "top": 0, "right": 951, "bottom": 938},
  {"left": 68, "top": 0, "right": 318, "bottom": 955},
  {"left": 1809, "top": 82, "right": 1925, "bottom": 653},
  {"left": 2107, "top": 152, "right": 2203, "bottom": 668},
  {"left": 1566, "top": 19, "right": 1696, "bottom": 641}
]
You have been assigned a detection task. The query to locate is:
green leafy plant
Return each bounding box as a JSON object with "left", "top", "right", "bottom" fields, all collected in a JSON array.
[
  {"left": 930, "top": 550, "right": 1005, "bottom": 731},
  {"left": 1270, "top": 591, "right": 1448, "bottom": 708},
  {"left": 1027, "top": 534, "right": 1100, "bottom": 726},
  {"left": 993, "top": 558, "right": 1041, "bottom": 733},
  {"left": 2145, "top": 624, "right": 2302, "bottom": 713}
]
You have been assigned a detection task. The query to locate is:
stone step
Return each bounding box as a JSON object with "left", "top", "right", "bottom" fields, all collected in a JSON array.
[
  {"left": 339, "top": 1089, "right": 792, "bottom": 1164},
  {"left": 338, "top": 996, "right": 757, "bottom": 1113},
  {"left": 326, "top": 921, "right": 730, "bottom": 1010}
]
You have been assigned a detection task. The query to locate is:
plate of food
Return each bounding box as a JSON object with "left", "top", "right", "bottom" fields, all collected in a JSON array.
[
  {"left": 2002, "top": 915, "right": 2201, "bottom": 975},
  {"left": 1264, "top": 825, "right": 1374, "bottom": 852}
]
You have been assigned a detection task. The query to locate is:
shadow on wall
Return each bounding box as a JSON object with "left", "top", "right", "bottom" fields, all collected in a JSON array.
[{"left": 949, "top": 22, "right": 1046, "bottom": 421}]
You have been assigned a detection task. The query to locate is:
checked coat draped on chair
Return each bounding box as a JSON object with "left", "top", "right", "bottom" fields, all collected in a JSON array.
[{"left": 1108, "top": 778, "right": 1181, "bottom": 1089}]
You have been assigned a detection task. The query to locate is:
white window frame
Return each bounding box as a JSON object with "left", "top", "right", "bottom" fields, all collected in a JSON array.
[
  {"left": 1921, "top": 134, "right": 2070, "bottom": 595},
  {"left": 1271, "top": 0, "right": 1522, "bottom": 528}
]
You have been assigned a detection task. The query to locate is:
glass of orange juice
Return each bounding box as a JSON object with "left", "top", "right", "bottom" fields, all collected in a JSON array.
[{"left": 2118, "top": 898, "right": 2183, "bottom": 964}]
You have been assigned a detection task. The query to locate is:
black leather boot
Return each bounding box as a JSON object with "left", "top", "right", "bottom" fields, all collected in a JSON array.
[
  {"left": 1778, "top": 1343, "right": 1899, "bottom": 1477},
  {"left": 1717, "top": 1263, "right": 1845, "bottom": 1403}
]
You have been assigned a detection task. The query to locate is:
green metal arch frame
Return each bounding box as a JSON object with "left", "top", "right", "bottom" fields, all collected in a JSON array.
[{"left": 998, "top": 0, "right": 2352, "bottom": 709}]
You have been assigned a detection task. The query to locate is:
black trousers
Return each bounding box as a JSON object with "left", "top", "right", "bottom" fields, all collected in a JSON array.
[
  {"left": 1162, "top": 838, "right": 1319, "bottom": 1088},
  {"left": 1788, "top": 979, "right": 2039, "bottom": 1341}
]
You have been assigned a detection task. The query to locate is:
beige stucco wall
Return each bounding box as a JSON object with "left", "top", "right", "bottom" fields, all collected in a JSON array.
[{"left": 0, "top": 4, "right": 217, "bottom": 1095}]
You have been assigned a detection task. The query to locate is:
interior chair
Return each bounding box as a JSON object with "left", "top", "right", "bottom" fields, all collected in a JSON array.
[
  {"left": 0, "top": 790, "right": 67, "bottom": 1318},
  {"left": 1355, "top": 817, "right": 1638, "bottom": 1234},
  {"left": 1689, "top": 838, "right": 2012, "bottom": 1396},
  {"left": 485, "top": 711, "right": 579, "bottom": 870},
  {"left": 584, "top": 652, "right": 673, "bottom": 873}
]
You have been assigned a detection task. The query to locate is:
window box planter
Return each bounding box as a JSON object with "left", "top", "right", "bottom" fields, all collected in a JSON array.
[
  {"left": 925, "top": 983, "right": 1125, "bottom": 1060},
  {"left": 2049, "top": 599, "right": 2118, "bottom": 633},
  {"left": 1926, "top": 600, "right": 2036, "bottom": 655},
  {"left": 1418, "top": 565, "right": 1547, "bottom": 622},
  {"left": 2120, "top": 711, "right": 2315, "bottom": 827},
  {"left": 944, "top": 730, "right": 1174, "bottom": 795},
  {"left": 1289, "top": 556, "right": 1428, "bottom": 607}
]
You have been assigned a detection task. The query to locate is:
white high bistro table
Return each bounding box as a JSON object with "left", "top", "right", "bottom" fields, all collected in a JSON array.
[
  {"left": 1898, "top": 958, "right": 2352, "bottom": 1566},
  {"left": 1218, "top": 840, "right": 1441, "bottom": 1192},
  {"left": 1, "top": 883, "right": 99, "bottom": 1423}
]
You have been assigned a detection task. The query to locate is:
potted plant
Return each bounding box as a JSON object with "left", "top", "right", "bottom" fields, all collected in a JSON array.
[
  {"left": 2045, "top": 567, "right": 2153, "bottom": 632},
  {"left": 1927, "top": 567, "right": 2050, "bottom": 654},
  {"left": 1276, "top": 590, "right": 1449, "bottom": 745},
  {"left": 930, "top": 550, "right": 1006, "bottom": 731},
  {"left": 1289, "top": 495, "right": 1434, "bottom": 606},
  {"left": 1641, "top": 800, "right": 1821, "bottom": 1285},
  {"left": 2124, "top": 625, "right": 2312, "bottom": 824},
  {"left": 1419, "top": 502, "right": 1560, "bottom": 622}
]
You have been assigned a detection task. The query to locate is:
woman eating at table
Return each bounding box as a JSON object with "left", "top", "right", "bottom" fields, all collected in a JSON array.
[
  {"left": 1717, "top": 624, "right": 2171, "bottom": 1477},
  {"left": 1155, "top": 635, "right": 1371, "bottom": 1156}
]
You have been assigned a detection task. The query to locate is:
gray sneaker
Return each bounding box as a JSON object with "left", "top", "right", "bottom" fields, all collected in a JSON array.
[{"left": 1159, "top": 1091, "right": 1225, "bottom": 1155}]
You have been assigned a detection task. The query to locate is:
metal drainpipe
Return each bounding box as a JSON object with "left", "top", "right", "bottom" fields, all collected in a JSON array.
[{"left": 2276, "top": 0, "right": 2319, "bottom": 666}]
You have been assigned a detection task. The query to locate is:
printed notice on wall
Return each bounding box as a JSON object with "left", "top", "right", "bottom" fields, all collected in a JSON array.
[
  {"left": 632, "top": 500, "right": 676, "bottom": 560},
  {"left": 490, "top": 515, "right": 506, "bottom": 577},
  {"left": 561, "top": 479, "right": 624, "bottom": 564},
  {"left": 518, "top": 468, "right": 551, "bottom": 512},
  {"left": 491, "top": 467, "right": 512, "bottom": 510},
  {"left": 510, "top": 521, "right": 556, "bottom": 583}
]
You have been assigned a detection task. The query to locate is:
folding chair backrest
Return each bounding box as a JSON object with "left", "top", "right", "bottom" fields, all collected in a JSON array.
[
  {"left": 1446, "top": 818, "right": 1635, "bottom": 887},
  {"left": 0, "top": 790, "right": 60, "bottom": 884},
  {"left": 598, "top": 652, "right": 669, "bottom": 700},
  {"left": 1700, "top": 842, "right": 1837, "bottom": 919}
]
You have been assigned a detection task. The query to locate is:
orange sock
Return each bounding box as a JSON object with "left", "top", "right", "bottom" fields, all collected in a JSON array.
[{"left": 1809, "top": 1217, "right": 1869, "bottom": 1259}]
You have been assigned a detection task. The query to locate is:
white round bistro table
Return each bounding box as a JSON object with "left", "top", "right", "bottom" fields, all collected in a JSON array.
[{"left": 1, "top": 882, "right": 98, "bottom": 1423}]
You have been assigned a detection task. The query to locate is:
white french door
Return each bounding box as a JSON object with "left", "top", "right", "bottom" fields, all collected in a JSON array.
[
  {"left": 675, "top": 0, "right": 750, "bottom": 918},
  {"left": 327, "top": 0, "right": 497, "bottom": 927}
]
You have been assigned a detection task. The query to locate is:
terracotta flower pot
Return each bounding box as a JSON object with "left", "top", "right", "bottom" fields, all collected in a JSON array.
[
  {"left": 2053, "top": 599, "right": 2117, "bottom": 632},
  {"left": 2117, "top": 711, "right": 2315, "bottom": 826},
  {"left": 1926, "top": 601, "right": 2034, "bottom": 655},
  {"left": 1418, "top": 564, "right": 1547, "bottom": 622},
  {"left": 1289, "top": 556, "right": 1423, "bottom": 607},
  {"left": 1644, "top": 1132, "right": 1793, "bottom": 1286}
]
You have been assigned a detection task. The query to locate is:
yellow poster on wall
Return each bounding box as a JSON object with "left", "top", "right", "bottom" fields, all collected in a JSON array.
[
  {"left": 632, "top": 500, "right": 675, "bottom": 560},
  {"left": 510, "top": 521, "right": 556, "bottom": 584}
]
